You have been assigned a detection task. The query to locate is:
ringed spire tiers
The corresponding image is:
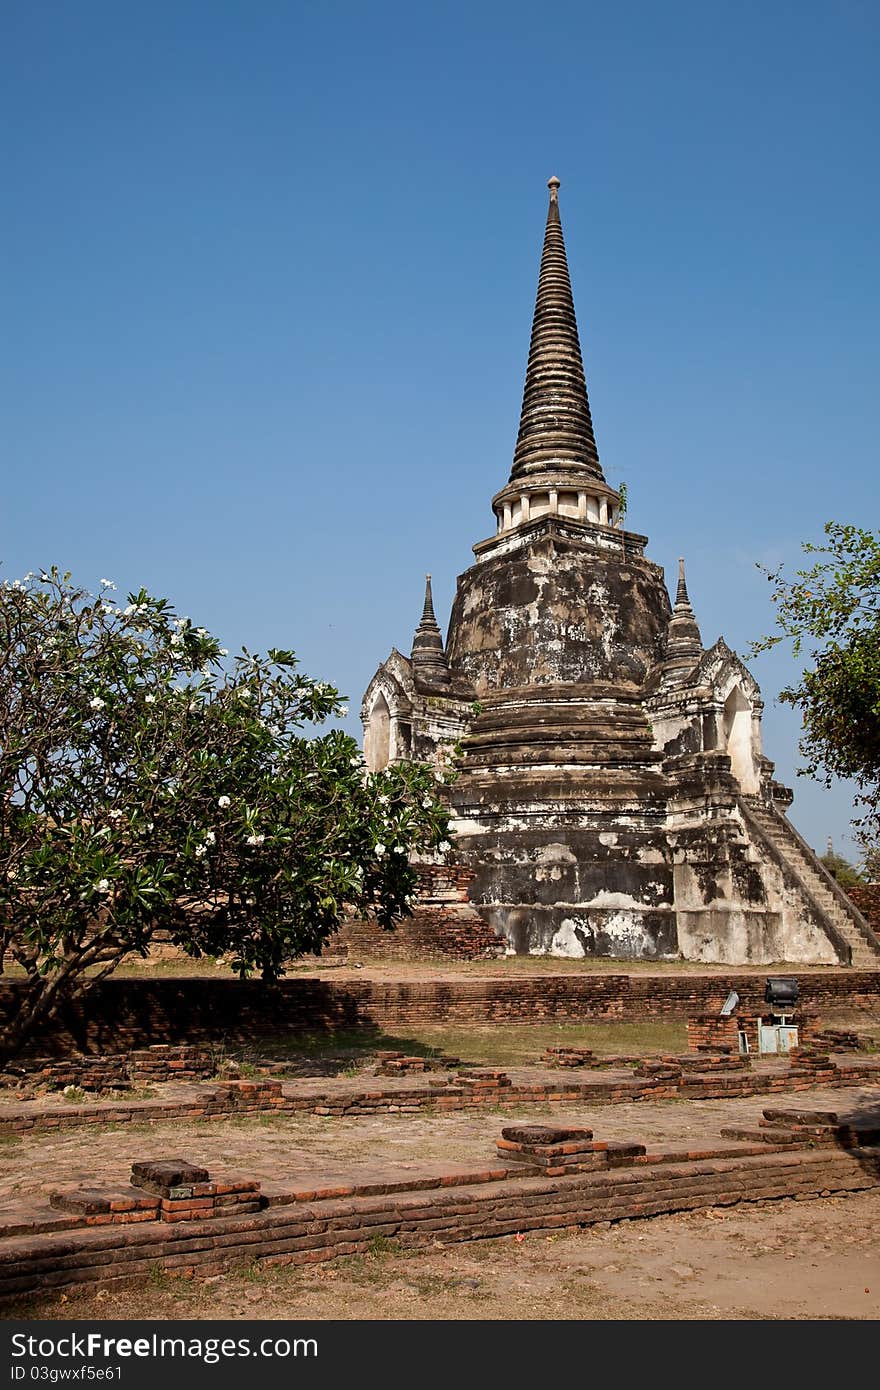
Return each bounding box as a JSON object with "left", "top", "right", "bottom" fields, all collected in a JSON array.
[
  {"left": 510, "top": 176, "right": 602, "bottom": 482},
  {"left": 410, "top": 574, "right": 450, "bottom": 688},
  {"left": 489, "top": 178, "right": 621, "bottom": 541},
  {"left": 663, "top": 557, "right": 704, "bottom": 678}
]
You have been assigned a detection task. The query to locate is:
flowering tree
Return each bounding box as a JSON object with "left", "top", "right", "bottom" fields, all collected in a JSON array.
[
  {"left": 0, "top": 570, "right": 453, "bottom": 1064},
  {"left": 752, "top": 522, "right": 880, "bottom": 866}
]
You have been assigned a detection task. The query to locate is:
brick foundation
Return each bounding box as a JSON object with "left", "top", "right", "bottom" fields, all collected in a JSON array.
[
  {"left": 0, "top": 1045, "right": 219, "bottom": 1093},
  {"left": 2, "top": 1110, "right": 878, "bottom": 1299},
  {"left": 3, "top": 1054, "right": 879, "bottom": 1137}
]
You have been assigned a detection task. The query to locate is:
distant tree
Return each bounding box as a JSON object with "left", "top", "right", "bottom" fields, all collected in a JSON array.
[
  {"left": 0, "top": 570, "right": 453, "bottom": 1065},
  {"left": 860, "top": 845, "right": 880, "bottom": 883},
  {"left": 819, "top": 849, "right": 867, "bottom": 890},
  {"left": 752, "top": 522, "right": 880, "bottom": 862}
]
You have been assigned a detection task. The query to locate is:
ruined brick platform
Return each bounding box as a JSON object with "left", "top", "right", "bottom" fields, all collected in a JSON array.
[
  {"left": 2, "top": 1102, "right": 878, "bottom": 1299},
  {"left": 3, "top": 1051, "right": 880, "bottom": 1137}
]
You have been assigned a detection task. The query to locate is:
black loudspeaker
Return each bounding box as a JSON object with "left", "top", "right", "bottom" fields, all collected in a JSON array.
[{"left": 764, "top": 977, "right": 799, "bottom": 1006}]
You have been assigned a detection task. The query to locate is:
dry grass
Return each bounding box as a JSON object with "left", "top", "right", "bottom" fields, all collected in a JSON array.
[{"left": 240, "top": 1019, "right": 687, "bottom": 1069}]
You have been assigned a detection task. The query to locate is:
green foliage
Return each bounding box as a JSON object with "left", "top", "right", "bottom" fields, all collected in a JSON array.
[
  {"left": 616, "top": 482, "right": 627, "bottom": 524},
  {"left": 819, "top": 850, "right": 867, "bottom": 890},
  {"left": 752, "top": 523, "right": 880, "bottom": 857},
  {"left": 860, "top": 845, "right": 880, "bottom": 882},
  {"left": 0, "top": 569, "right": 453, "bottom": 1062}
]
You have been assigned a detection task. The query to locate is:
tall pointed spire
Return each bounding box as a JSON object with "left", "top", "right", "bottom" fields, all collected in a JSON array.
[
  {"left": 410, "top": 575, "right": 450, "bottom": 688},
  {"left": 509, "top": 177, "right": 603, "bottom": 484},
  {"left": 675, "top": 556, "right": 692, "bottom": 608},
  {"left": 664, "top": 558, "right": 703, "bottom": 678},
  {"left": 420, "top": 574, "right": 439, "bottom": 627}
]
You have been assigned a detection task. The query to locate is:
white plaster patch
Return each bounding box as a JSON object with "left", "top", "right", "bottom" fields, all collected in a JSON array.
[
  {"left": 534, "top": 843, "right": 577, "bottom": 864},
  {"left": 584, "top": 890, "right": 643, "bottom": 911},
  {"left": 549, "top": 919, "right": 588, "bottom": 958},
  {"left": 636, "top": 847, "right": 666, "bottom": 864},
  {"left": 600, "top": 911, "right": 650, "bottom": 946}
]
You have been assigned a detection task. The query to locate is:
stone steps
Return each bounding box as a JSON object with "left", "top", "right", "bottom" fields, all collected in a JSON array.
[{"left": 742, "top": 800, "right": 880, "bottom": 967}]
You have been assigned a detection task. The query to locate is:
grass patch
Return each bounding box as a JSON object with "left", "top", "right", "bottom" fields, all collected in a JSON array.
[
  {"left": 233, "top": 1019, "right": 687, "bottom": 1071},
  {"left": 237, "top": 1020, "right": 689, "bottom": 1072},
  {"left": 353, "top": 1020, "right": 688, "bottom": 1067}
]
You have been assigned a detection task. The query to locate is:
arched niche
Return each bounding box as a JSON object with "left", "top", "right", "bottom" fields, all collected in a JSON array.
[
  {"left": 722, "top": 685, "right": 758, "bottom": 792},
  {"left": 364, "top": 692, "right": 391, "bottom": 772}
]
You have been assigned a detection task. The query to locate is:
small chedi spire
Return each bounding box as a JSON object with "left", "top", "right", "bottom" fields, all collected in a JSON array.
[
  {"left": 420, "top": 574, "right": 439, "bottom": 626},
  {"left": 664, "top": 557, "right": 703, "bottom": 677},
  {"left": 410, "top": 574, "right": 450, "bottom": 688},
  {"left": 509, "top": 176, "right": 603, "bottom": 483},
  {"left": 675, "top": 555, "right": 691, "bottom": 607}
]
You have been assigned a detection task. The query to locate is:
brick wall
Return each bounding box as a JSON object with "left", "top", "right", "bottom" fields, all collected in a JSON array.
[
  {"left": 1, "top": 970, "right": 878, "bottom": 1060},
  {"left": 336, "top": 864, "right": 504, "bottom": 961},
  {"left": 848, "top": 884, "right": 880, "bottom": 940}
]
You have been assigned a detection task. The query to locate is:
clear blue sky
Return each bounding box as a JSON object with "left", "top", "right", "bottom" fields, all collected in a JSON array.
[{"left": 3, "top": 1, "right": 878, "bottom": 859}]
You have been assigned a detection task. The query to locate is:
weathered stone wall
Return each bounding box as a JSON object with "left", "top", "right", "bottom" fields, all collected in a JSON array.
[
  {"left": 446, "top": 529, "right": 671, "bottom": 693},
  {"left": 3, "top": 971, "right": 878, "bottom": 1058}
]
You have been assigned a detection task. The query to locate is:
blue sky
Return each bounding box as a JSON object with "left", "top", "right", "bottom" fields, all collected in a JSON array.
[{"left": 3, "top": 1, "right": 878, "bottom": 859}]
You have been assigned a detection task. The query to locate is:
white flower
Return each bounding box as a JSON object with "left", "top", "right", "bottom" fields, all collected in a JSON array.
[
  {"left": 194, "top": 844, "right": 207, "bottom": 858},
  {"left": 170, "top": 633, "right": 183, "bottom": 646},
  {"left": 338, "top": 705, "right": 349, "bottom": 717},
  {"left": 434, "top": 770, "right": 444, "bottom": 782},
  {"left": 204, "top": 830, "right": 216, "bottom": 845},
  {"left": 374, "top": 842, "right": 386, "bottom": 858},
  {"left": 89, "top": 696, "right": 105, "bottom": 711},
  {"left": 422, "top": 797, "right": 432, "bottom": 808},
  {"left": 217, "top": 796, "right": 231, "bottom": 808},
  {"left": 378, "top": 794, "right": 389, "bottom": 806},
  {"left": 144, "top": 693, "right": 156, "bottom": 705},
  {"left": 108, "top": 809, "right": 122, "bottom": 821},
  {"left": 175, "top": 616, "right": 188, "bottom": 628},
  {"left": 99, "top": 578, "right": 116, "bottom": 590},
  {"left": 393, "top": 845, "right": 407, "bottom": 855},
  {"left": 195, "top": 627, "right": 208, "bottom": 637},
  {"left": 102, "top": 604, "right": 116, "bottom": 615},
  {"left": 219, "top": 648, "right": 228, "bottom": 657},
  {"left": 146, "top": 822, "right": 154, "bottom": 831},
  {"left": 438, "top": 840, "right": 451, "bottom": 853},
  {"left": 123, "top": 605, "right": 135, "bottom": 616},
  {"left": 95, "top": 879, "right": 110, "bottom": 893},
  {"left": 350, "top": 755, "right": 362, "bottom": 767},
  {"left": 246, "top": 833, "right": 265, "bottom": 847}
]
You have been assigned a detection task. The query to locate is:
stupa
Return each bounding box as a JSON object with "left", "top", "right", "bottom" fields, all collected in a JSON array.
[{"left": 362, "top": 179, "right": 878, "bottom": 967}]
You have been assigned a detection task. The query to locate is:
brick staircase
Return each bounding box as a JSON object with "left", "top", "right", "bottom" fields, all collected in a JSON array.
[{"left": 740, "top": 796, "right": 880, "bottom": 968}]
